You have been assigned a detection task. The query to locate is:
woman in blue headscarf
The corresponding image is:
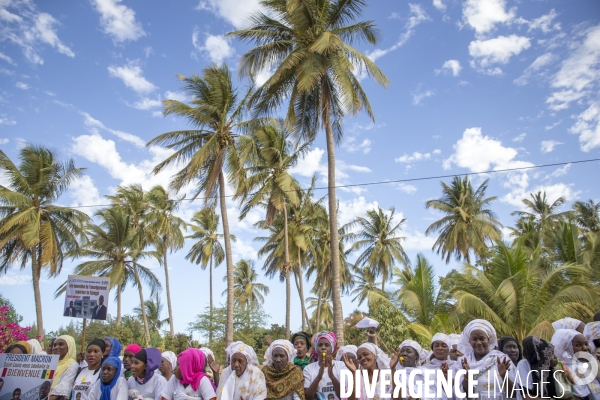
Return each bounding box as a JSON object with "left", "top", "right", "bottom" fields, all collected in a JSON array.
[
  {"left": 103, "top": 338, "right": 122, "bottom": 359},
  {"left": 89, "top": 357, "right": 128, "bottom": 400}
]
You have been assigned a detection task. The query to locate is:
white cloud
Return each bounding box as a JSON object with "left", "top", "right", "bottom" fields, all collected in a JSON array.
[
  {"left": 0, "top": 51, "right": 16, "bottom": 65},
  {"left": 196, "top": 0, "right": 265, "bottom": 29},
  {"left": 433, "top": 0, "right": 446, "bottom": 12},
  {"left": 0, "top": 116, "right": 16, "bottom": 125},
  {"left": 164, "top": 90, "right": 187, "bottom": 103},
  {"left": 540, "top": 140, "right": 562, "bottom": 153},
  {"left": 444, "top": 127, "right": 534, "bottom": 171},
  {"left": 569, "top": 102, "right": 600, "bottom": 152},
  {"left": 403, "top": 230, "right": 436, "bottom": 251},
  {"left": 526, "top": 9, "right": 561, "bottom": 33},
  {"left": 436, "top": 60, "right": 461, "bottom": 76},
  {"left": 0, "top": 138, "right": 8, "bottom": 144},
  {"left": 91, "top": 0, "right": 146, "bottom": 43},
  {"left": 69, "top": 175, "right": 103, "bottom": 214},
  {"left": 545, "top": 120, "right": 562, "bottom": 130},
  {"left": 502, "top": 182, "right": 579, "bottom": 207},
  {"left": 0, "top": 272, "right": 31, "bottom": 286},
  {"left": 33, "top": 13, "right": 75, "bottom": 57},
  {"left": 395, "top": 152, "right": 432, "bottom": 163},
  {"left": 131, "top": 97, "right": 162, "bottom": 110},
  {"left": 512, "top": 133, "right": 526, "bottom": 142},
  {"left": 397, "top": 183, "right": 417, "bottom": 194},
  {"left": 80, "top": 111, "right": 146, "bottom": 148},
  {"left": 549, "top": 164, "right": 570, "bottom": 178},
  {"left": 462, "top": 0, "right": 515, "bottom": 35},
  {"left": 342, "top": 138, "right": 371, "bottom": 154},
  {"left": 367, "top": 4, "right": 430, "bottom": 62},
  {"left": 514, "top": 53, "right": 556, "bottom": 86},
  {"left": 469, "top": 35, "right": 531, "bottom": 74},
  {"left": 412, "top": 85, "right": 435, "bottom": 105},
  {"left": 338, "top": 197, "right": 379, "bottom": 226},
  {"left": 433, "top": 149, "right": 441, "bottom": 155},
  {"left": 231, "top": 238, "right": 258, "bottom": 261},
  {"left": 15, "top": 81, "right": 29, "bottom": 90},
  {"left": 144, "top": 46, "right": 153, "bottom": 58},
  {"left": 108, "top": 60, "right": 157, "bottom": 94},
  {"left": 388, "top": 12, "right": 401, "bottom": 20},
  {"left": 192, "top": 30, "right": 234, "bottom": 64}
]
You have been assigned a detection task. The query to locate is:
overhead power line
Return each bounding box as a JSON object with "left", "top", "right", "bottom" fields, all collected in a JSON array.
[{"left": 68, "top": 157, "right": 600, "bottom": 209}]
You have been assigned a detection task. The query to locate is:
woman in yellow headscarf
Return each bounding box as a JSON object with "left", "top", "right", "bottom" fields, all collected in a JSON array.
[{"left": 49, "top": 335, "right": 79, "bottom": 400}]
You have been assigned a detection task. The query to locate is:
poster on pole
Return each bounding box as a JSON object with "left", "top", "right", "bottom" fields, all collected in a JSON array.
[
  {"left": 63, "top": 275, "right": 110, "bottom": 320},
  {"left": 0, "top": 353, "right": 59, "bottom": 400}
]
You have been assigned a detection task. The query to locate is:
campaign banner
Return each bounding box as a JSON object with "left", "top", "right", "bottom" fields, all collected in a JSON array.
[
  {"left": 63, "top": 275, "right": 110, "bottom": 320},
  {"left": 0, "top": 353, "right": 59, "bottom": 400}
]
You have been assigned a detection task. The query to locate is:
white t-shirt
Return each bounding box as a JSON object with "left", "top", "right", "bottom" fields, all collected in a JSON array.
[
  {"left": 162, "top": 377, "right": 216, "bottom": 400},
  {"left": 88, "top": 377, "right": 128, "bottom": 400},
  {"left": 127, "top": 373, "right": 168, "bottom": 400},
  {"left": 72, "top": 367, "right": 102, "bottom": 400},
  {"left": 303, "top": 361, "right": 345, "bottom": 400}
]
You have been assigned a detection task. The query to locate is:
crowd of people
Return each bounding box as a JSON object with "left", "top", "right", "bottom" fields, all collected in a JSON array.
[{"left": 2, "top": 314, "right": 600, "bottom": 400}]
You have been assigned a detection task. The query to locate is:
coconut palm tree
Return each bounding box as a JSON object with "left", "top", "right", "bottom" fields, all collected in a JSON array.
[
  {"left": 134, "top": 294, "right": 170, "bottom": 334},
  {"left": 229, "top": 0, "right": 390, "bottom": 344},
  {"left": 307, "top": 291, "right": 334, "bottom": 331},
  {"left": 348, "top": 207, "right": 409, "bottom": 290},
  {"left": 53, "top": 207, "right": 161, "bottom": 326},
  {"left": 572, "top": 199, "right": 600, "bottom": 233},
  {"left": 145, "top": 185, "right": 186, "bottom": 338},
  {"left": 186, "top": 207, "right": 228, "bottom": 345},
  {"left": 425, "top": 177, "right": 502, "bottom": 265},
  {"left": 235, "top": 120, "right": 309, "bottom": 334},
  {"left": 512, "top": 191, "right": 568, "bottom": 238},
  {"left": 147, "top": 65, "right": 258, "bottom": 345},
  {"left": 0, "top": 146, "right": 89, "bottom": 340},
  {"left": 450, "top": 241, "right": 597, "bottom": 342},
  {"left": 106, "top": 184, "right": 154, "bottom": 345},
  {"left": 349, "top": 266, "right": 382, "bottom": 307},
  {"left": 223, "top": 259, "right": 270, "bottom": 306}
]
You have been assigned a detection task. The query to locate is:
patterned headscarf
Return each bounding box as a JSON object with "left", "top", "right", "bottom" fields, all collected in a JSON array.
[
  {"left": 178, "top": 348, "right": 215, "bottom": 391},
  {"left": 335, "top": 345, "right": 358, "bottom": 361},
  {"left": 290, "top": 332, "right": 312, "bottom": 350},
  {"left": 552, "top": 318, "right": 583, "bottom": 331},
  {"left": 104, "top": 338, "right": 122, "bottom": 358},
  {"left": 551, "top": 328, "right": 580, "bottom": 363},
  {"left": 522, "top": 336, "right": 557, "bottom": 398},
  {"left": 311, "top": 331, "right": 337, "bottom": 362},
  {"left": 584, "top": 322, "right": 600, "bottom": 352},
  {"left": 263, "top": 340, "right": 297, "bottom": 367},
  {"left": 225, "top": 341, "right": 259, "bottom": 366},
  {"left": 218, "top": 342, "right": 266, "bottom": 400},
  {"left": 358, "top": 343, "right": 390, "bottom": 369},
  {"left": 459, "top": 319, "right": 498, "bottom": 352},
  {"left": 100, "top": 357, "right": 122, "bottom": 400}
]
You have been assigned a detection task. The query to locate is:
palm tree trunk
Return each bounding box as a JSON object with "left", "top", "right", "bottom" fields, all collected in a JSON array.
[
  {"left": 133, "top": 260, "right": 151, "bottom": 345},
  {"left": 209, "top": 254, "right": 213, "bottom": 345},
  {"left": 283, "top": 203, "right": 291, "bottom": 335},
  {"left": 31, "top": 249, "right": 44, "bottom": 342},
  {"left": 293, "top": 269, "right": 304, "bottom": 329},
  {"left": 163, "top": 243, "right": 175, "bottom": 338},
  {"left": 315, "top": 284, "right": 324, "bottom": 333},
  {"left": 297, "top": 249, "right": 309, "bottom": 331},
  {"left": 219, "top": 171, "right": 235, "bottom": 346},
  {"left": 116, "top": 282, "right": 122, "bottom": 327},
  {"left": 324, "top": 114, "right": 344, "bottom": 345},
  {"left": 381, "top": 278, "right": 385, "bottom": 292}
]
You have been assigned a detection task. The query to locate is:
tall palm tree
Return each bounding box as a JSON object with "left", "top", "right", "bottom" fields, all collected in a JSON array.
[
  {"left": 235, "top": 120, "right": 309, "bottom": 334},
  {"left": 349, "top": 266, "right": 381, "bottom": 307},
  {"left": 307, "top": 290, "right": 333, "bottom": 331},
  {"left": 572, "top": 199, "right": 600, "bottom": 233},
  {"left": 147, "top": 65, "right": 258, "bottom": 345},
  {"left": 512, "top": 191, "right": 568, "bottom": 237},
  {"left": 348, "top": 207, "right": 409, "bottom": 290},
  {"left": 451, "top": 242, "right": 597, "bottom": 342},
  {"left": 133, "top": 294, "right": 170, "bottom": 334},
  {"left": 223, "top": 259, "right": 270, "bottom": 306},
  {"left": 0, "top": 146, "right": 89, "bottom": 340},
  {"left": 425, "top": 177, "right": 502, "bottom": 264},
  {"left": 229, "top": 0, "right": 390, "bottom": 344},
  {"left": 186, "top": 208, "right": 227, "bottom": 345},
  {"left": 106, "top": 184, "right": 154, "bottom": 345},
  {"left": 53, "top": 207, "right": 161, "bottom": 326},
  {"left": 145, "top": 185, "right": 186, "bottom": 338}
]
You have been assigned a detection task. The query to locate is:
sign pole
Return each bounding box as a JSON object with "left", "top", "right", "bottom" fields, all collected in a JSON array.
[{"left": 81, "top": 318, "right": 87, "bottom": 353}]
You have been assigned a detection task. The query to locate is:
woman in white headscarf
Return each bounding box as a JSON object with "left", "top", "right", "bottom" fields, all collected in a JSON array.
[
  {"left": 160, "top": 351, "right": 177, "bottom": 383},
  {"left": 28, "top": 339, "right": 45, "bottom": 355},
  {"left": 552, "top": 317, "right": 585, "bottom": 333},
  {"left": 217, "top": 341, "right": 267, "bottom": 400},
  {"left": 200, "top": 347, "right": 220, "bottom": 387},
  {"left": 261, "top": 340, "right": 305, "bottom": 400},
  {"left": 341, "top": 342, "right": 393, "bottom": 400},
  {"left": 551, "top": 328, "right": 600, "bottom": 400},
  {"left": 421, "top": 334, "right": 453, "bottom": 400},
  {"left": 451, "top": 319, "right": 516, "bottom": 400},
  {"left": 390, "top": 340, "right": 440, "bottom": 400},
  {"left": 336, "top": 345, "right": 358, "bottom": 367}
]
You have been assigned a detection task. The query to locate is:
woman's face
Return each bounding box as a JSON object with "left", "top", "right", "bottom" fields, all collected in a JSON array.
[
  {"left": 293, "top": 338, "right": 307, "bottom": 358},
  {"left": 174, "top": 365, "right": 182, "bottom": 380},
  {"left": 123, "top": 351, "right": 135, "bottom": 370},
  {"left": 103, "top": 340, "right": 111, "bottom": 358},
  {"left": 101, "top": 364, "right": 117, "bottom": 384},
  {"left": 159, "top": 357, "right": 173, "bottom": 377},
  {"left": 357, "top": 348, "right": 376, "bottom": 371},
  {"left": 131, "top": 358, "right": 146, "bottom": 379},
  {"left": 432, "top": 341, "right": 449, "bottom": 361},
  {"left": 317, "top": 338, "right": 332, "bottom": 359},
  {"left": 86, "top": 345, "right": 103, "bottom": 368},
  {"left": 449, "top": 345, "right": 463, "bottom": 361},
  {"left": 399, "top": 346, "right": 418, "bottom": 367},
  {"left": 53, "top": 339, "right": 68, "bottom": 359},
  {"left": 8, "top": 347, "right": 23, "bottom": 354},
  {"left": 572, "top": 334, "right": 590, "bottom": 356},
  {"left": 469, "top": 330, "right": 489, "bottom": 357},
  {"left": 272, "top": 347, "right": 288, "bottom": 371},
  {"left": 502, "top": 341, "right": 520, "bottom": 364},
  {"left": 231, "top": 353, "right": 247, "bottom": 377}
]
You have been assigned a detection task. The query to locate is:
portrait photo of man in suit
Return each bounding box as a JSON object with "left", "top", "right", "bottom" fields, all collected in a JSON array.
[
  {"left": 64, "top": 301, "right": 76, "bottom": 317},
  {"left": 90, "top": 295, "right": 107, "bottom": 320}
]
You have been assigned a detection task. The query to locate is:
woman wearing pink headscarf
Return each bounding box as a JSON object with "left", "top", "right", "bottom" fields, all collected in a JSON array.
[
  {"left": 161, "top": 348, "right": 216, "bottom": 400},
  {"left": 303, "top": 331, "right": 345, "bottom": 400}
]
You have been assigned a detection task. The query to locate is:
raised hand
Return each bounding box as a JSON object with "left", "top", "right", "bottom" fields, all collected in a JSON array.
[
  {"left": 390, "top": 349, "right": 403, "bottom": 370},
  {"left": 207, "top": 355, "right": 220, "bottom": 373},
  {"left": 497, "top": 357, "right": 511, "bottom": 378},
  {"left": 461, "top": 357, "right": 470, "bottom": 372},
  {"left": 441, "top": 361, "right": 449, "bottom": 378},
  {"left": 264, "top": 336, "right": 273, "bottom": 346},
  {"left": 342, "top": 353, "right": 358, "bottom": 373}
]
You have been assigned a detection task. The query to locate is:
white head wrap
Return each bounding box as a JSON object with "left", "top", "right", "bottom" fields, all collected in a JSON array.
[
  {"left": 263, "top": 339, "right": 296, "bottom": 366},
  {"left": 200, "top": 347, "right": 215, "bottom": 359},
  {"left": 551, "top": 328, "right": 581, "bottom": 363},
  {"left": 584, "top": 322, "right": 600, "bottom": 352},
  {"left": 161, "top": 351, "right": 177, "bottom": 370},
  {"left": 398, "top": 340, "right": 426, "bottom": 366},
  {"left": 459, "top": 319, "right": 498, "bottom": 353},
  {"left": 225, "top": 341, "right": 259, "bottom": 366},
  {"left": 357, "top": 343, "right": 390, "bottom": 369},
  {"left": 431, "top": 333, "right": 451, "bottom": 349},
  {"left": 552, "top": 318, "right": 583, "bottom": 331},
  {"left": 27, "top": 339, "right": 45, "bottom": 355},
  {"left": 335, "top": 345, "right": 358, "bottom": 361}
]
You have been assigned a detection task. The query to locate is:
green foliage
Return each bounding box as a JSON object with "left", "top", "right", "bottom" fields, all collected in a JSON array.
[
  {"left": 0, "top": 295, "right": 22, "bottom": 324},
  {"left": 368, "top": 302, "right": 415, "bottom": 354}
]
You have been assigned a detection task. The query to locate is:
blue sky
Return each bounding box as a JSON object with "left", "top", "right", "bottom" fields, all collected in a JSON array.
[{"left": 1, "top": 0, "right": 599, "bottom": 339}]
